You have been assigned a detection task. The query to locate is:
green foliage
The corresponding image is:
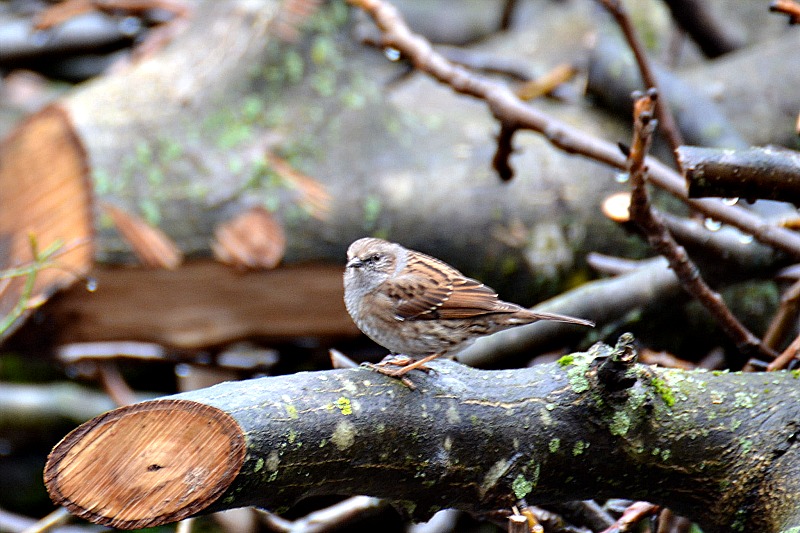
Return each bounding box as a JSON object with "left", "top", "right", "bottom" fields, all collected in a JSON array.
[{"left": 0, "top": 236, "right": 71, "bottom": 337}]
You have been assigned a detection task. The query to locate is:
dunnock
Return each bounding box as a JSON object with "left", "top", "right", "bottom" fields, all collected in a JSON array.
[{"left": 344, "top": 237, "right": 594, "bottom": 384}]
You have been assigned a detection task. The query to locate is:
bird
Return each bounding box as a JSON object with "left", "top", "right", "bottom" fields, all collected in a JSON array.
[{"left": 343, "top": 237, "right": 594, "bottom": 385}]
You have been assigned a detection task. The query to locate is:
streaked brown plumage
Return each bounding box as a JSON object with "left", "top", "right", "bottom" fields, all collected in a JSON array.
[{"left": 343, "top": 238, "right": 594, "bottom": 381}]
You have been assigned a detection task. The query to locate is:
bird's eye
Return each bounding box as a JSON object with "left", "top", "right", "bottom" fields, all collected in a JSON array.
[{"left": 370, "top": 253, "right": 382, "bottom": 262}]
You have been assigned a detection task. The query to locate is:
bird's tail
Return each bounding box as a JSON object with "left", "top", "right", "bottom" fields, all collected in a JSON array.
[{"left": 520, "top": 309, "right": 595, "bottom": 327}]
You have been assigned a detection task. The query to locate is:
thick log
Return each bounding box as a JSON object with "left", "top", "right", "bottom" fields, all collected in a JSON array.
[
  {"left": 44, "top": 340, "right": 800, "bottom": 533},
  {"left": 44, "top": 261, "right": 359, "bottom": 349}
]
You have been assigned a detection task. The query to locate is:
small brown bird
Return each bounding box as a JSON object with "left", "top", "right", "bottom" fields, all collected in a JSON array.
[{"left": 343, "top": 237, "right": 594, "bottom": 383}]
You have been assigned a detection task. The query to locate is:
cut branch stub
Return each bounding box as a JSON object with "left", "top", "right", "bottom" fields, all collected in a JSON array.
[
  {"left": 680, "top": 145, "right": 800, "bottom": 205},
  {"left": 44, "top": 399, "right": 245, "bottom": 529}
]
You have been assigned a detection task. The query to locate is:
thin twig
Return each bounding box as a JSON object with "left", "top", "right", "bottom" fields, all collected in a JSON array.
[
  {"left": 97, "top": 361, "right": 139, "bottom": 407},
  {"left": 492, "top": 123, "right": 517, "bottom": 181},
  {"left": 766, "top": 333, "right": 800, "bottom": 371},
  {"left": 19, "top": 508, "right": 71, "bottom": 533},
  {"left": 662, "top": 0, "right": 742, "bottom": 57},
  {"left": 599, "top": 501, "right": 660, "bottom": 533},
  {"left": 762, "top": 278, "right": 800, "bottom": 351},
  {"left": 597, "top": 0, "right": 684, "bottom": 161},
  {"left": 770, "top": 0, "right": 800, "bottom": 24},
  {"left": 0, "top": 236, "right": 77, "bottom": 336},
  {"left": 625, "top": 90, "right": 774, "bottom": 360}
]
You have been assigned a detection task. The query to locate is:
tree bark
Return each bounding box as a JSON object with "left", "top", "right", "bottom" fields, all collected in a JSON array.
[
  {"left": 45, "top": 337, "right": 800, "bottom": 533},
  {"left": 681, "top": 145, "right": 800, "bottom": 205}
]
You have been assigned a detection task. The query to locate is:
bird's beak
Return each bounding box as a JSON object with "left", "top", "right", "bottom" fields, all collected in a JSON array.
[{"left": 346, "top": 257, "right": 364, "bottom": 269}]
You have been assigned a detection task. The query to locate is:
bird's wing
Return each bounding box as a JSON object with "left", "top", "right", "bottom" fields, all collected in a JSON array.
[{"left": 388, "top": 252, "right": 517, "bottom": 320}]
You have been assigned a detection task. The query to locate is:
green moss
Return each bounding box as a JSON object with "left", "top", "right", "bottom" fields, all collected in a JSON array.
[
  {"left": 158, "top": 137, "right": 184, "bottom": 162},
  {"left": 138, "top": 197, "right": 161, "bottom": 225},
  {"left": 572, "top": 440, "right": 587, "bottom": 456},
  {"left": 731, "top": 508, "right": 748, "bottom": 532},
  {"left": 335, "top": 396, "right": 352, "bottom": 415},
  {"left": 557, "top": 354, "right": 574, "bottom": 367},
  {"left": 650, "top": 377, "right": 676, "bottom": 407},
  {"left": 362, "top": 194, "right": 382, "bottom": 230},
  {"left": 792, "top": 369, "right": 800, "bottom": 379},
  {"left": 609, "top": 411, "right": 631, "bottom": 436},
  {"left": 285, "top": 404, "right": 299, "bottom": 419},
  {"left": 500, "top": 256, "right": 519, "bottom": 277},
  {"left": 254, "top": 457, "right": 265, "bottom": 472},
  {"left": 548, "top": 438, "right": 560, "bottom": 453},
  {"left": 564, "top": 354, "right": 593, "bottom": 394},
  {"left": 733, "top": 392, "right": 755, "bottom": 409},
  {"left": 512, "top": 474, "right": 533, "bottom": 499},
  {"left": 739, "top": 438, "right": 753, "bottom": 454}
]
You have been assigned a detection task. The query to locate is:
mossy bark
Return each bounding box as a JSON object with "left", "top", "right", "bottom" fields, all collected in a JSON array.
[{"left": 88, "top": 341, "right": 800, "bottom": 532}]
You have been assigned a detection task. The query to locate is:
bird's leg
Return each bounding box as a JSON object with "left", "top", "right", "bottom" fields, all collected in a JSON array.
[
  {"left": 388, "top": 353, "right": 441, "bottom": 375},
  {"left": 362, "top": 354, "right": 442, "bottom": 389},
  {"left": 374, "top": 354, "right": 414, "bottom": 367},
  {"left": 365, "top": 354, "right": 440, "bottom": 376}
]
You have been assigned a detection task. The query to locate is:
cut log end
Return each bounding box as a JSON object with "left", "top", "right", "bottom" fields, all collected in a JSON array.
[{"left": 44, "top": 399, "right": 245, "bottom": 529}]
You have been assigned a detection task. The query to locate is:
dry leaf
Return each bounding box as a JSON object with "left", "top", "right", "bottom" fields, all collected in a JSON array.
[
  {"left": 212, "top": 206, "right": 286, "bottom": 270},
  {"left": 273, "top": 0, "right": 324, "bottom": 42},
  {"left": 35, "top": 0, "right": 189, "bottom": 30},
  {"left": 103, "top": 203, "right": 183, "bottom": 269},
  {"left": 515, "top": 63, "right": 577, "bottom": 101},
  {"left": 266, "top": 152, "right": 331, "bottom": 220}
]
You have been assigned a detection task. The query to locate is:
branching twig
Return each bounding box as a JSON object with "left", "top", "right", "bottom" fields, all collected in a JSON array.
[
  {"left": 596, "top": 0, "right": 684, "bottom": 160},
  {"left": 347, "top": 0, "right": 800, "bottom": 259},
  {"left": 625, "top": 90, "right": 773, "bottom": 360}
]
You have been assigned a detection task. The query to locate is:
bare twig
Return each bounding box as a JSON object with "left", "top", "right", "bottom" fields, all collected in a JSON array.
[
  {"left": 586, "top": 252, "right": 646, "bottom": 275},
  {"left": 762, "top": 279, "right": 800, "bottom": 351},
  {"left": 492, "top": 123, "right": 517, "bottom": 181},
  {"left": 587, "top": 35, "right": 747, "bottom": 150},
  {"left": 259, "top": 496, "right": 385, "bottom": 532},
  {"left": 766, "top": 332, "right": 800, "bottom": 371},
  {"left": 0, "top": 236, "right": 84, "bottom": 336},
  {"left": 770, "top": 0, "right": 800, "bottom": 23},
  {"left": 19, "top": 508, "right": 71, "bottom": 533},
  {"left": 515, "top": 63, "right": 577, "bottom": 101},
  {"left": 625, "top": 90, "right": 773, "bottom": 359},
  {"left": 662, "top": 0, "right": 742, "bottom": 57},
  {"left": 97, "top": 361, "right": 139, "bottom": 407},
  {"left": 599, "top": 501, "right": 660, "bottom": 533},
  {"left": 596, "top": 0, "right": 684, "bottom": 160}
]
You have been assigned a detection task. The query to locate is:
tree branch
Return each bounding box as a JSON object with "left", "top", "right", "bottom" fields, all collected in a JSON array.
[
  {"left": 45, "top": 347, "right": 800, "bottom": 533},
  {"left": 680, "top": 145, "right": 800, "bottom": 205}
]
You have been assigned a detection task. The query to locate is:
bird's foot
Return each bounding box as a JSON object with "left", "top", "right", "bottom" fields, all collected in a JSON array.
[
  {"left": 374, "top": 354, "right": 416, "bottom": 368},
  {"left": 361, "top": 354, "right": 441, "bottom": 389}
]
